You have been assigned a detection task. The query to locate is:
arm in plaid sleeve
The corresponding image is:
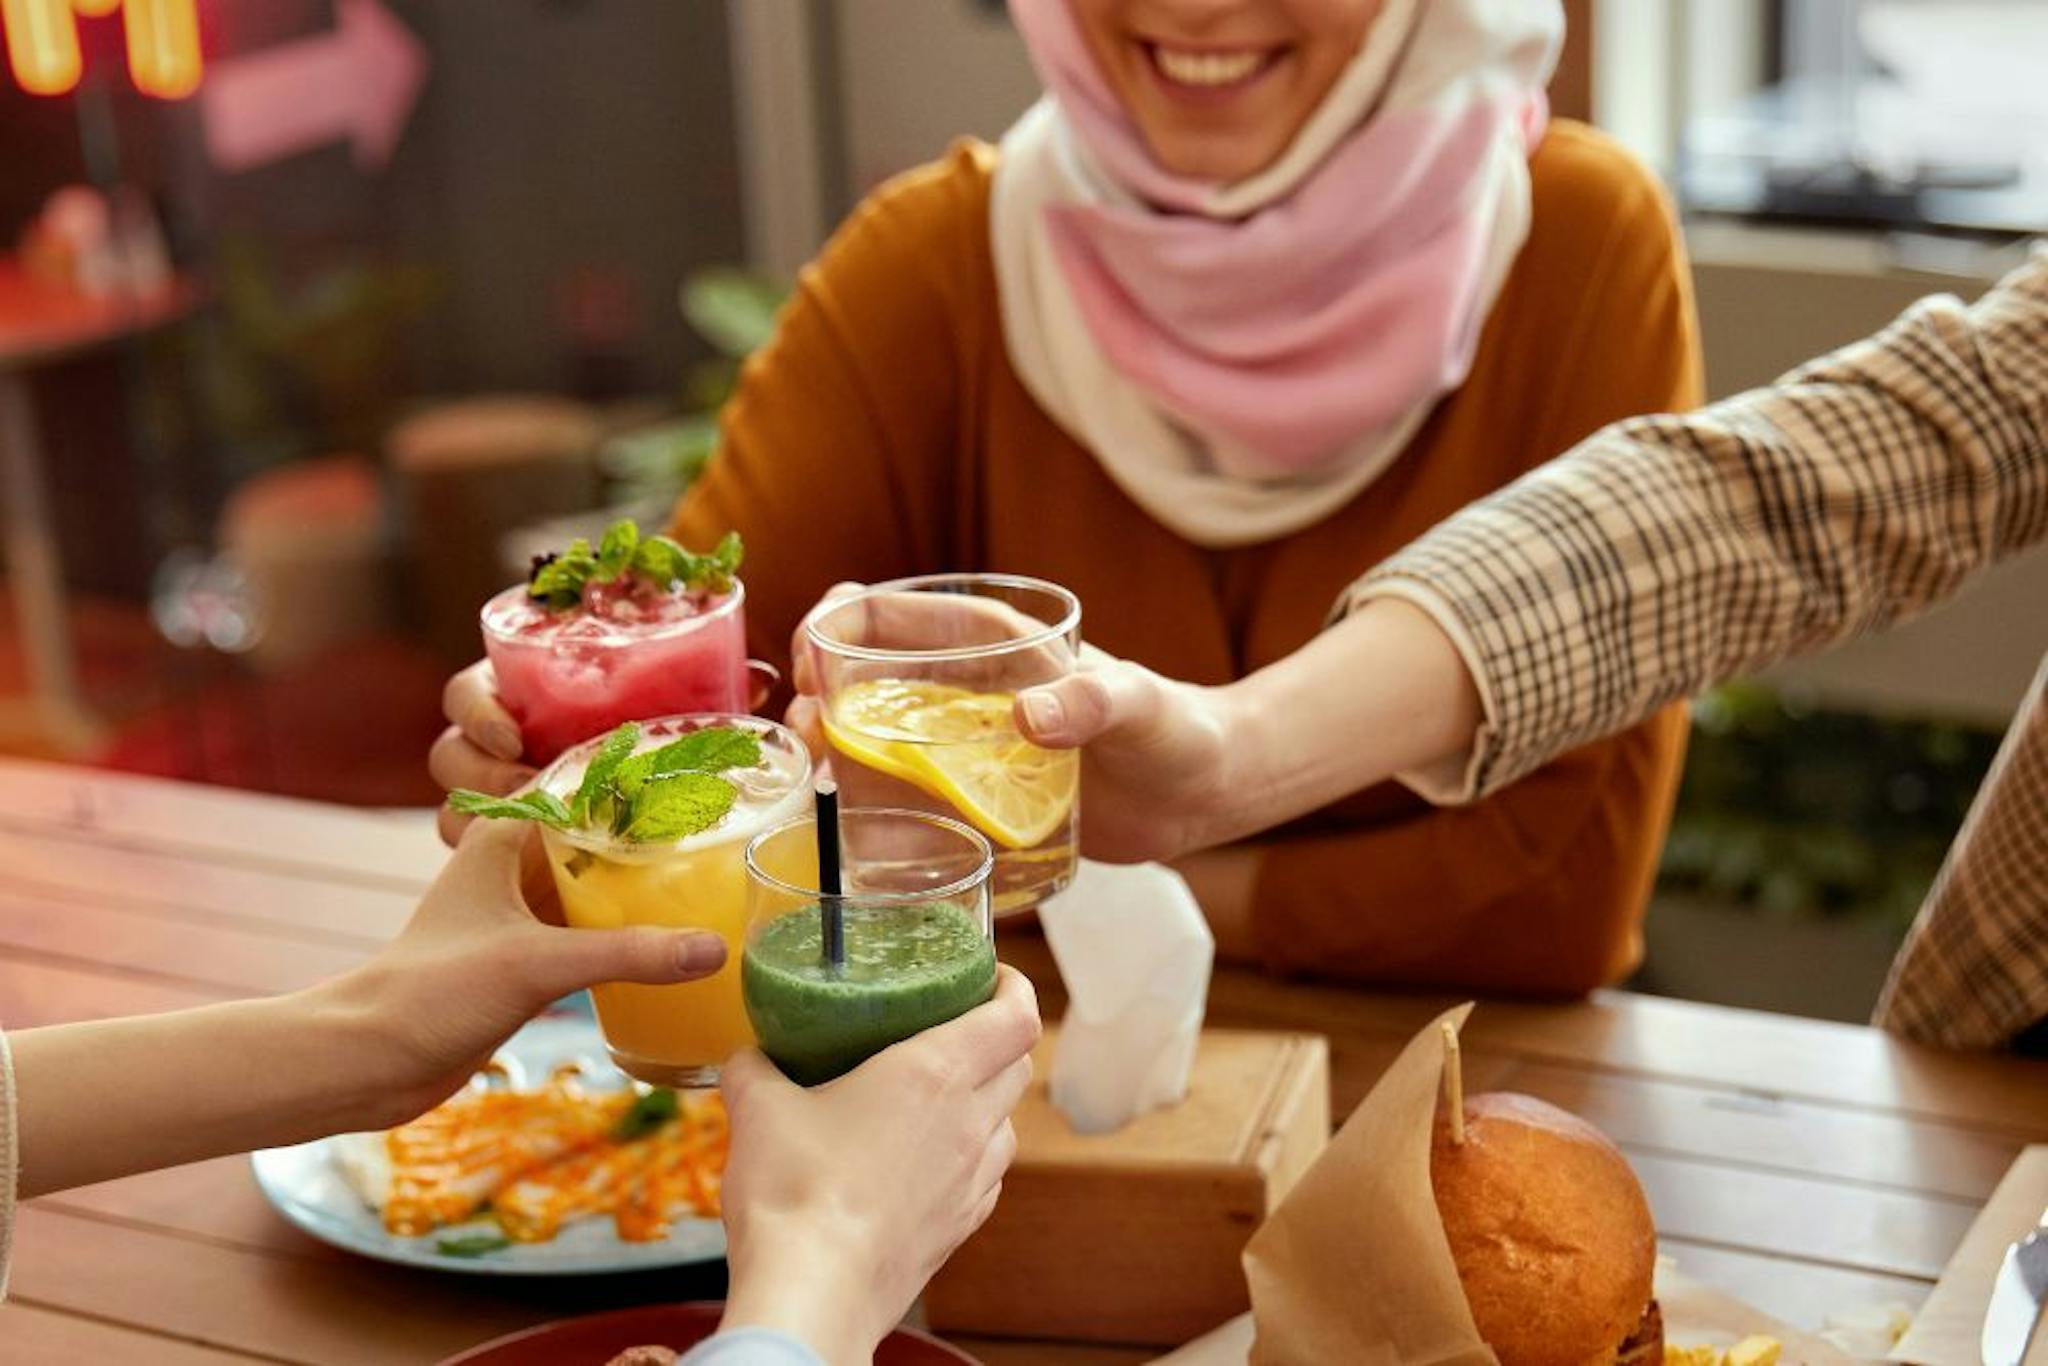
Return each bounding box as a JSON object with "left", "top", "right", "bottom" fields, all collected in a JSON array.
[
  {"left": 1348, "top": 247, "right": 2048, "bottom": 800},
  {"left": 1874, "top": 653, "right": 2048, "bottom": 1047}
]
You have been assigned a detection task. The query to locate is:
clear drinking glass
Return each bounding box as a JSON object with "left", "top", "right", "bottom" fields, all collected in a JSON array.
[
  {"left": 805, "top": 573, "right": 1081, "bottom": 911},
  {"left": 532, "top": 713, "right": 812, "bottom": 1087},
  {"left": 743, "top": 807, "right": 996, "bottom": 1085}
]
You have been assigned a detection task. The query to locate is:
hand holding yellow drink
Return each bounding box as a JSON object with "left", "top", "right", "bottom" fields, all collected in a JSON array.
[{"left": 450, "top": 714, "right": 812, "bottom": 1087}]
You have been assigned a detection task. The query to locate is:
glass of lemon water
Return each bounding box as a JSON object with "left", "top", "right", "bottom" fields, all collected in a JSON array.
[{"left": 806, "top": 574, "right": 1080, "bottom": 912}]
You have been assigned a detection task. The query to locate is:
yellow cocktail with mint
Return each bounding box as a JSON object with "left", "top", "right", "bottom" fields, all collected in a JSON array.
[{"left": 451, "top": 714, "right": 811, "bottom": 1087}]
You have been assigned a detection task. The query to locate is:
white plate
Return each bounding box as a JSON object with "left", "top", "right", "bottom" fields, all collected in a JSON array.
[{"left": 250, "top": 1014, "right": 727, "bottom": 1276}]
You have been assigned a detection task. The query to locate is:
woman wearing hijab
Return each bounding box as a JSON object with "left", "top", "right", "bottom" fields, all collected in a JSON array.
[{"left": 439, "top": 0, "right": 1704, "bottom": 995}]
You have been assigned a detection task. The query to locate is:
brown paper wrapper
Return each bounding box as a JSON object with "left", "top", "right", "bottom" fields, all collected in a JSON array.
[
  {"left": 1243, "top": 1002, "right": 1495, "bottom": 1366},
  {"left": 1172, "top": 1007, "right": 1861, "bottom": 1366}
]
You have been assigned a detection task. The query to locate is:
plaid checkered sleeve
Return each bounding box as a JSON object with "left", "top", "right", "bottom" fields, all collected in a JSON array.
[
  {"left": 1874, "top": 654, "right": 2048, "bottom": 1047},
  {"left": 1346, "top": 246, "right": 2048, "bottom": 1047}
]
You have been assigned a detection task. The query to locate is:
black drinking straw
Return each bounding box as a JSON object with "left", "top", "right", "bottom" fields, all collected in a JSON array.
[{"left": 815, "top": 780, "right": 845, "bottom": 969}]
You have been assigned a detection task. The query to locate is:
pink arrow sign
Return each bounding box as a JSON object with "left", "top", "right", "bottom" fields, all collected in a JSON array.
[{"left": 200, "top": 0, "right": 428, "bottom": 174}]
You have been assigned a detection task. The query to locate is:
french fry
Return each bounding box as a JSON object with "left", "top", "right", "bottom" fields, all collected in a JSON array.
[
  {"left": 1664, "top": 1337, "right": 1782, "bottom": 1366},
  {"left": 1727, "top": 1336, "right": 1782, "bottom": 1366}
]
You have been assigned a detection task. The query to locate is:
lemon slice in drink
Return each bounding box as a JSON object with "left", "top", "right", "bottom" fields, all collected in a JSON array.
[
  {"left": 823, "top": 680, "right": 1077, "bottom": 850},
  {"left": 821, "top": 679, "right": 967, "bottom": 787},
  {"left": 912, "top": 732, "right": 1077, "bottom": 850}
]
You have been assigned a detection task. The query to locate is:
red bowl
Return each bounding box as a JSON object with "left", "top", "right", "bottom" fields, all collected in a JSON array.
[{"left": 437, "top": 1302, "right": 980, "bottom": 1365}]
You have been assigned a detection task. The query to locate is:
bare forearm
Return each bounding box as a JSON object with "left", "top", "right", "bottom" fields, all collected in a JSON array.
[
  {"left": 720, "top": 1217, "right": 872, "bottom": 1365},
  {"left": 1211, "top": 597, "right": 1481, "bottom": 843},
  {"left": 11, "top": 981, "right": 399, "bottom": 1197},
  {"left": 11, "top": 814, "right": 735, "bottom": 1201}
]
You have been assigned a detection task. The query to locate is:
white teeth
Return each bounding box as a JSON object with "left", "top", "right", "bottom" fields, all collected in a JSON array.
[{"left": 1152, "top": 46, "right": 1266, "bottom": 88}]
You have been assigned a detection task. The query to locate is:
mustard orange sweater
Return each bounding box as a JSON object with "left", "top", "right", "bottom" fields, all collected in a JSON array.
[{"left": 674, "top": 122, "right": 1702, "bottom": 995}]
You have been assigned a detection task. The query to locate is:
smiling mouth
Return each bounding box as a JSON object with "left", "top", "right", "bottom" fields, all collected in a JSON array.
[{"left": 1143, "top": 42, "right": 1284, "bottom": 93}]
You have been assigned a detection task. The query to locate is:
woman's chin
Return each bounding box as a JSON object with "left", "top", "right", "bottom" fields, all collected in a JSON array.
[{"left": 1140, "top": 129, "right": 1291, "bottom": 183}]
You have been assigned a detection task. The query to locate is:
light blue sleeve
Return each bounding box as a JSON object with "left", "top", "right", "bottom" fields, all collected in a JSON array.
[
  {"left": 0, "top": 1027, "right": 16, "bottom": 1303},
  {"left": 676, "top": 1326, "right": 826, "bottom": 1366}
]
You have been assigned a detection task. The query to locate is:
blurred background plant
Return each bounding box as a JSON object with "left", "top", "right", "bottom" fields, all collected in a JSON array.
[
  {"left": 142, "top": 236, "right": 441, "bottom": 484},
  {"left": 599, "top": 267, "right": 787, "bottom": 508},
  {"left": 1658, "top": 681, "right": 2004, "bottom": 930}
]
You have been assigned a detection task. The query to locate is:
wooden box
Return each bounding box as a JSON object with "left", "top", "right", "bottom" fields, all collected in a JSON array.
[{"left": 922, "top": 1026, "right": 1330, "bottom": 1347}]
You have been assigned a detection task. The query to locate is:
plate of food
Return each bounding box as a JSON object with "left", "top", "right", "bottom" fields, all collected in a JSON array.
[{"left": 251, "top": 1015, "right": 729, "bottom": 1275}]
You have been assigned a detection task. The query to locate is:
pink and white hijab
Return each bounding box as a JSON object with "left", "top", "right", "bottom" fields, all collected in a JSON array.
[{"left": 993, "top": 0, "right": 1563, "bottom": 546}]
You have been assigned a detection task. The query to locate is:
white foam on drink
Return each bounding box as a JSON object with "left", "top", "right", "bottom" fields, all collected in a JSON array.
[{"left": 696, "top": 739, "right": 810, "bottom": 852}]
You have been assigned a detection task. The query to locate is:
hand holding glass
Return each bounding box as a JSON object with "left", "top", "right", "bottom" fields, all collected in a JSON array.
[
  {"left": 743, "top": 808, "right": 996, "bottom": 1085},
  {"left": 805, "top": 573, "right": 1081, "bottom": 911}
]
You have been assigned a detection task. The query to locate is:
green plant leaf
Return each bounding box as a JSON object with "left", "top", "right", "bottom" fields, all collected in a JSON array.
[
  {"left": 621, "top": 772, "right": 737, "bottom": 843},
  {"left": 572, "top": 722, "right": 642, "bottom": 823},
  {"left": 447, "top": 789, "right": 573, "bottom": 830},
  {"left": 682, "top": 268, "right": 789, "bottom": 358},
  {"left": 600, "top": 419, "right": 720, "bottom": 507}
]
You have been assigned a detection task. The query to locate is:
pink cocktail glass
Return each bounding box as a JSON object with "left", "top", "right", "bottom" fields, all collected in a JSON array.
[{"left": 481, "top": 576, "right": 754, "bottom": 764}]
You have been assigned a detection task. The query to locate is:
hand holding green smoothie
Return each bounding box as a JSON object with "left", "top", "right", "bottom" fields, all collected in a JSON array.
[{"left": 742, "top": 806, "right": 997, "bottom": 1085}]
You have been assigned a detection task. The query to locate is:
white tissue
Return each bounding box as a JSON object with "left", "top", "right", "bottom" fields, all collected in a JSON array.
[{"left": 1038, "top": 859, "right": 1214, "bottom": 1134}]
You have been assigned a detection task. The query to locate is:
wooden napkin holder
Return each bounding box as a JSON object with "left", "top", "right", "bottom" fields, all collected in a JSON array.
[{"left": 922, "top": 1025, "right": 1331, "bottom": 1347}]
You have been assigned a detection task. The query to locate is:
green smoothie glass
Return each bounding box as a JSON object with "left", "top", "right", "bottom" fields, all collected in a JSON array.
[{"left": 742, "top": 807, "right": 996, "bottom": 1085}]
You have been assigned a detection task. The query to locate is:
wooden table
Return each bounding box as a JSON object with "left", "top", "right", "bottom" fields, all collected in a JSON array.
[{"left": 0, "top": 758, "right": 2042, "bottom": 1364}]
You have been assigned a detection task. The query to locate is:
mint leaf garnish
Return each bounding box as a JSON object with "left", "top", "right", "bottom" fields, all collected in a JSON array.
[
  {"left": 447, "top": 788, "right": 573, "bottom": 830},
  {"left": 613, "top": 727, "right": 763, "bottom": 801},
  {"left": 436, "top": 1233, "right": 512, "bottom": 1258},
  {"left": 613, "top": 1087, "right": 680, "bottom": 1141},
  {"left": 526, "top": 520, "right": 742, "bottom": 607},
  {"left": 596, "top": 519, "right": 639, "bottom": 579},
  {"left": 623, "top": 772, "right": 737, "bottom": 843},
  {"left": 652, "top": 721, "right": 761, "bottom": 772},
  {"left": 632, "top": 529, "right": 743, "bottom": 594},
  {"left": 458, "top": 721, "right": 757, "bottom": 844},
  {"left": 572, "top": 722, "right": 641, "bottom": 823},
  {"left": 528, "top": 537, "right": 601, "bottom": 610}
]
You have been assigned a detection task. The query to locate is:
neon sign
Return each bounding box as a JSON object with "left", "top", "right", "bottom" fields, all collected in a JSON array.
[{"left": 3, "top": 0, "right": 202, "bottom": 99}]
